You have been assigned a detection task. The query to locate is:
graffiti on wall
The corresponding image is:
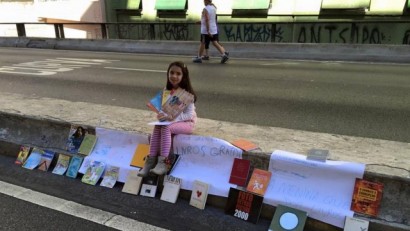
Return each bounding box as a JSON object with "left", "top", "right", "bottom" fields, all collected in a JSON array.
[
  {"left": 161, "top": 23, "right": 189, "bottom": 40},
  {"left": 223, "top": 24, "right": 271, "bottom": 42},
  {"left": 218, "top": 23, "right": 410, "bottom": 44}
]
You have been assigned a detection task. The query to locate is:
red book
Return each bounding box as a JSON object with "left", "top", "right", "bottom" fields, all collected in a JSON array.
[
  {"left": 229, "top": 158, "right": 251, "bottom": 187},
  {"left": 246, "top": 168, "right": 272, "bottom": 196},
  {"left": 350, "top": 178, "right": 384, "bottom": 217}
]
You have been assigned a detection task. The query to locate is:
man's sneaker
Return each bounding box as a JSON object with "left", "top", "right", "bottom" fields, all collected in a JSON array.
[
  {"left": 201, "top": 55, "right": 210, "bottom": 60},
  {"left": 221, "top": 54, "right": 229, "bottom": 64},
  {"left": 192, "top": 56, "right": 202, "bottom": 63}
]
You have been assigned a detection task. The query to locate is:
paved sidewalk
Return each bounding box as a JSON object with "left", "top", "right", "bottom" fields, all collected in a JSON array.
[{"left": 1, "top": 92, "right": 409, "bottom": 179}]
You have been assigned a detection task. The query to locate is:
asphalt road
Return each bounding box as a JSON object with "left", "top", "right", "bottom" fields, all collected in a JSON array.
[{"left": 0, "top": 47, "right": 409, "bottom": 144}]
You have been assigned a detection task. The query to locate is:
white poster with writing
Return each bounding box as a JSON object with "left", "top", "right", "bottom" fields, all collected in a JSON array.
[
  {"left": 265, "top": 150, "right": 365, "bottom": 228},
  {"left": 171, "top": 134, "right": 242, "bottom": 197},
  {"left": 79, "top": 127, "right": 149, "bottom": 182}
]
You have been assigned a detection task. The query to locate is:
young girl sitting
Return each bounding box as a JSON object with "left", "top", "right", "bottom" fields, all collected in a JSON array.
[{"left": 138, "top": 61, "right": 197, "bottom": 176}]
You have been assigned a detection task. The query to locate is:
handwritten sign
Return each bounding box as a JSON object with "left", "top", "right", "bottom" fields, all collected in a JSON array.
[
  {"left": 79, "top": 127, "right": 149, "bottom": 182},
  {"left": 265, "top": 150, "right": 365, "bottom": 228},
  {"left": 171, "top": 134, "right": 242, "bottom": 196}
]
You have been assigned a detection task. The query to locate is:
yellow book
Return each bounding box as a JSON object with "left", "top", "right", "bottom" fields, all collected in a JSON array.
[
  {"left": 77, "top": 134, "right": 97, "bottom": 156},
  {"left": 130, "top": 144, "right": 150, "bottom": 168},
  {"left": 161, "top": 90, "right": 171, "bottom": 106}
]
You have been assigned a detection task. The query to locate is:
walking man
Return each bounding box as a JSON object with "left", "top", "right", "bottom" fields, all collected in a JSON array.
[{"left": 193, "top": 0, "right": 229, "bottom": 64}]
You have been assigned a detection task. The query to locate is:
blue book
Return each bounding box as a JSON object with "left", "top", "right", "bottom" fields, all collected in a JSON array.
[
  {"left": 22, "top": 148, "right": 44, "bottom": 170},
  {"left": 147, "top": 90, "right": 163, "bottom": 113},
  {"left": 66, "top": 155, "right": 84, "bottom": 178}
]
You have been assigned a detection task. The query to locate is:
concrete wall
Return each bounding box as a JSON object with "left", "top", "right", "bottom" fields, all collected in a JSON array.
[{"left": 2, "top": 0, "right": 410, "bottom": 44}]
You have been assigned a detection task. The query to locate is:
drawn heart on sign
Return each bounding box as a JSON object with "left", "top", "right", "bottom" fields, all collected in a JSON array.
[{"left": 196, "top": 190, "right": 202, "bottom": 198}]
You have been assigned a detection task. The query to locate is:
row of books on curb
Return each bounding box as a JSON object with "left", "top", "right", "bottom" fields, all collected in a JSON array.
[
  {"left": 225, "top": 152, "right": 382, "bottom": 231},
  {"left": 15, "top": 142, "right": 382, "bottom": 231}
]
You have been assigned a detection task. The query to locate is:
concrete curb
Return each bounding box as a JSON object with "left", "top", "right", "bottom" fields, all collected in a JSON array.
[
  {"left": 2, "top": 37, "right": 410, "bottom": 63},
  {"left": 0, "top": 92, "right": 409, "bottom": 231}
]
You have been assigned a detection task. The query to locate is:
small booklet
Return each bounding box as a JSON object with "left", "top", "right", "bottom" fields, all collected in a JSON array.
[
  {"left": 343, "top": 216, "right": 369, "bottom": 231},
  {"left": 130, "top": 143, "right": 150, "bottom": 168},
  {"left": 22, "top": 148, "right": 44, "bottom": 170},
  {"left": 140, "top": 174, "right": 159, "bottom": 197},
  {"left": 189, "top": 180, "right": 210, "bottom": 210},
  {"left": 15, "top": 145, "right": 32, "bottom": 165},
  {"left": 77, "top": 134, "right": 97, "bottom": 156},
  {"left": 231, "top": 139, "right": 259, "bottom": 152},
  {"left": 66, "top": 155, "right": 84, "bottom": 178},
  {"left": 52, "top": 153, "right": 71, "bottom": 175},
  {"left": 81, "top": 160, "right": 106, "bottom": 185},
  {"left": 350, "top": 178, "right": 384, "bottom": 217},
  {"left": 100, "top": 165, "right": 120, "bottom": 188},
  {"left": 37, "top": 150, "right": 55, "bottom": 171},
  {"left": 269, "top": 204, "right": 308, "bottom": 231},
  {"left": 122, "top": 170, "right": 143, "bottom": 195},
  {"left": 246, "top": 168, "right": 272, "bottom": 196},
  {"left": 225, "top": 187, "right": 264, "bottom": 224},
  {"left": 160, "top": 175, "right": 182, "bottom": 204},
  {"left": 229, "top": 158, "right": 251, "bottom": 187}
]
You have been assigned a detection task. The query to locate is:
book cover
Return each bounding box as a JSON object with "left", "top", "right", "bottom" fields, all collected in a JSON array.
[
  {"left": 77, "top": 134, "right": 97, "bottom": 156},
  {"left": 15, "top": 145, "right": 31, "bottom": 165},
  {"left": 306, "top": 149, "right": 329, "bottom": 162},
  {"left": 100, "top": 165, "right": 120, "bottom": 188},
  {"left": 268, "top": 204, "right": 308, "bottom": 231},
  {"left": 130, "top": 143, "right": 150, "bottom": 168},
  {"left": 140, "top": 174, "right": 159, "bottom": 197},
  {"left": 52, "top": 153, "right": 71, "bottom": 175},
  {"left": 160, "top": 175, "right": 182, "bottom": 204},
  {"left": 146, "top": 90, "right": 163, "bottom": 114},
  {"left": 66, "top": 125, "right": 96, "bottom": 154},
  {"left": 224, "top": 187, "right": 264, "bottom": 224},
  {"left": 22, "top": 148, "right": 44, "bottom": 170},
  {"left": 166, "top": 154, "right": 180, "bottom": 175},
  {"left": 351, "top": 178, "right": 384, "bottom": 217},
  {"left": 189, "top": 180, "right": 210, "bottom": 210},
  {"left": 161, "top": 88, "right": 195, "bottom": 120},
  {"left": 37, "top": 150, "right": 55, "bottom": 171},
  {"left": 343, "top": 216, "right": 369, "bottom": 231},
  {"left": 229, "top": 158, "right": 251, "bottom": 187},
  {"left": 246, "top": 168, "right": 272, "bottom": 196},
  {"left": 81, "top": 160, "right": 106, "bottom": 185},
  {"left": 231, "top": 139, "right": 259, "bottom": 152},
  {"left": 122, "top": 170, "right": 143, "bottom": 195},
  {"left": 65, "top": 155, "right": 84, "bottom": 178}
]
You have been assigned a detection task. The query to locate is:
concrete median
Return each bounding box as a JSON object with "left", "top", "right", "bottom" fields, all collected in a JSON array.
[{"left": 3, "top": 37, "right": 410, "bottom": 63}]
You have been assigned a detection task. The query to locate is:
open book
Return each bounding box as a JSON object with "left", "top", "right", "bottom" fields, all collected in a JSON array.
[{"left": 147, "top": 88, "right": 194, "bottom": 125}]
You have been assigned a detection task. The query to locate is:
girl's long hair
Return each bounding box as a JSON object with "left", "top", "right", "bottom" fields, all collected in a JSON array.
[{"left": 166, "top": 61, "right": 197, "bottom": 102}]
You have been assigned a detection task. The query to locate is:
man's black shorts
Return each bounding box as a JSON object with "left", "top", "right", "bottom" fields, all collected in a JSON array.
[{"left": 200, "top": 34, "right": 220, "bottom": 49}]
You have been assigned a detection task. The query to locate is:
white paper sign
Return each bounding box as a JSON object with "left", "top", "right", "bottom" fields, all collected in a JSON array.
[
  {"left": 79, "top": 127, "right": 149, "bottom": 182},
  {"left": 265, "top": 150, "right": 365, "bottom": 228},
  {"left": 171, "top": 134, "right": 242, "bottom": 196}
]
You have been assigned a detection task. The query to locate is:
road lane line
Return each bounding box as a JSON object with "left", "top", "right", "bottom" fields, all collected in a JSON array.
[
  {"left": 104, "top": 67, "right": 167, "bottom": 73},
  {"left": 0, "top": 180, "right": 168, "bottom": 231}
]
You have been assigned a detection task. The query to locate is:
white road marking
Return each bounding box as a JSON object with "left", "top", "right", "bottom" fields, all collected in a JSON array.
[
  {"left": 104, "top": 67, "right": 167, "bottom": 73},
  {"left": 0, "top": 58, "right": 118, "bottom": 76},
  {"left": 0, "top": 180, "right": 168, "bottom": 231}
]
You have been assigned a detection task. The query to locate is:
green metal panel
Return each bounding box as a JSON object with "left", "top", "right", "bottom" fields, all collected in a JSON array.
[
  {"left": 126, "top": 0, "right": 141, "bottom": 9},
  {"left": 232, "top": 0, "right": 270, "bottom": 10},
  {"left": 109, "top": 0, "right": 140, "bottom": 9},
  {"left": 155, "top": 0, "right": 186, "bottom": 10},
  {"left": 321, "top": 0, "right": 370, "bottom": 9}
]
